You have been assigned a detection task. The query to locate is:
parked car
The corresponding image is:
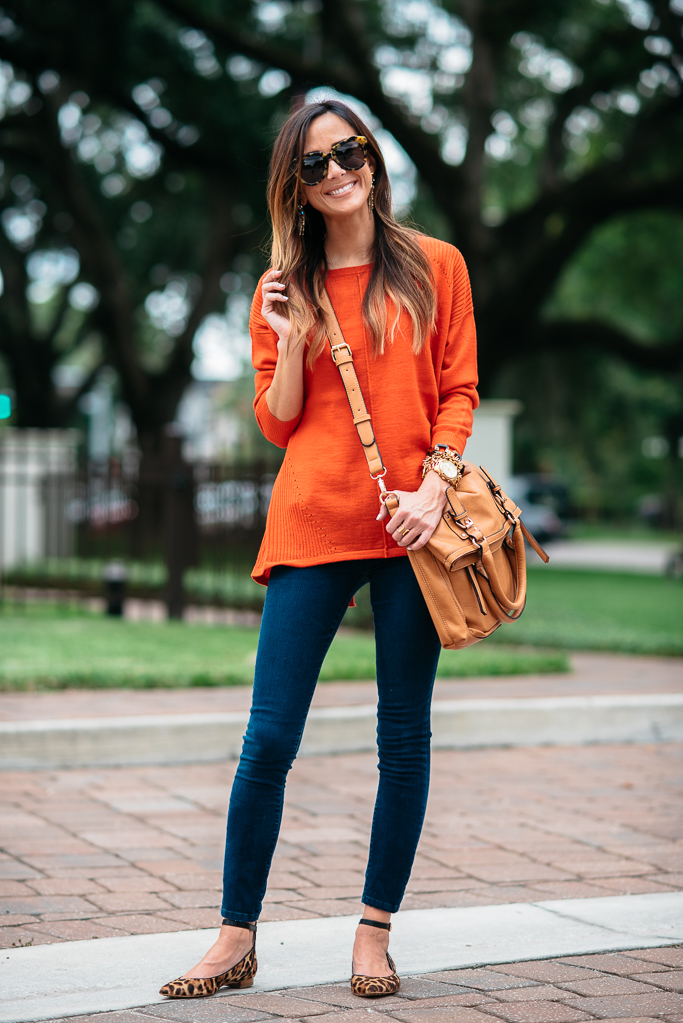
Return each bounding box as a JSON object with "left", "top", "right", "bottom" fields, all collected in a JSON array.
[{"left": 505, "top": 474, "right": 570, "bottom": 542}]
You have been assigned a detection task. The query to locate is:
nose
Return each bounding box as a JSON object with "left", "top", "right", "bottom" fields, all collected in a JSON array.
[{"left": 326, "top": 156, "right": 346, "bottom": 181}]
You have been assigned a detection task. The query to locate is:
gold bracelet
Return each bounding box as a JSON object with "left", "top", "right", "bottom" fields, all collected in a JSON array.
[{"left": 422, "top": 445, "right": 464, "bottom": 486}]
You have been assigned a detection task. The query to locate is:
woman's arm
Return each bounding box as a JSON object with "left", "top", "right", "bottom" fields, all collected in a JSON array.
[
  {"left": 259, "top": 270, "right": 305, "bottom": 423},
  {"left": 252, "top": 271, "right": 305, "bottom": 447},
  {"left": 431, "top": 253, "right": 478, "bottom": 454},
  {"left": 378, "top": 248, "right": 479, "bottom": 552}
]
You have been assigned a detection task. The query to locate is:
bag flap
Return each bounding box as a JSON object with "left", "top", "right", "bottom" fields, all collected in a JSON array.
[{"left": 426, "top": 462, "right": 521, "bottom": 570}]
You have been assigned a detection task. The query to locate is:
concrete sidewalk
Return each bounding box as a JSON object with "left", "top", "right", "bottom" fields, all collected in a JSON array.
[
  {"left": 29, "top": 945, "right": 681, "bottom": 1023},
  {"left": 2, "top": 653, "right": 681, "bottom": 769},
  {"left": 3, "top": 695, "right": 681, "bottom": 769},
  {"left": 3, "top": 894, "right": 683, "bottom": 1021}
]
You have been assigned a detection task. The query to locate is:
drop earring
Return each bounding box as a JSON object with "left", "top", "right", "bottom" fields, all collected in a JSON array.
[
  {"left": 298, "top": 204, "right": 306, "bottom": 236},
  {"left": 368, "top": 173, "right": 375, "bottom": 212}
]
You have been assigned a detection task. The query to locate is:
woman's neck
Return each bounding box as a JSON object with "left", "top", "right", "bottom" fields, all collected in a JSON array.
[{"left": 323, "top": 207, "right": 376, "bottom": 269}]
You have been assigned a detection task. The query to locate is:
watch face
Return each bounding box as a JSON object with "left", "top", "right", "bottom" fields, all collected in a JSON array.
[{"left": 438, "top": 460, "right": 459, "bottom": 479}]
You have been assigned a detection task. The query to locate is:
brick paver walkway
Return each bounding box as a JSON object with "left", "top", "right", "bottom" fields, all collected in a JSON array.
[
  {"left": 1, "top": 743, "right": 681, "bottom": 949},
  {"left": 45, "top": 946, "right": 683, "bottom": 1022}
]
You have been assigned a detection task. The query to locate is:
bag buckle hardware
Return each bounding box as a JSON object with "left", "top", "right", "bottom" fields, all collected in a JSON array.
[
  {"left": 372, "top": 471, "right": 392, "bottom": 502},
  {"left": 330, "top": 343, "right": 352, "bottom": 363}
]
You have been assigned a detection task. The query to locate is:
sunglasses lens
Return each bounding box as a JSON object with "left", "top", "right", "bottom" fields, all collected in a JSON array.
[
  {"left": 300, "top": 154, "right": 326, "bottom": 184},
  {"left": 335, "top": 140, "right": 366, "bottom": 169}
]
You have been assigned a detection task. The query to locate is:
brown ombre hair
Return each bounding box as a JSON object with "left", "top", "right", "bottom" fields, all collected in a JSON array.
[{"left": 267, "top": 99, "right": 436, "bottom": 365}]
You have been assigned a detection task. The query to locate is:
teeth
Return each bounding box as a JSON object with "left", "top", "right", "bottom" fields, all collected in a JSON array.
[{"left": 328, "top": 181, "right": 355, "bottom": 196}]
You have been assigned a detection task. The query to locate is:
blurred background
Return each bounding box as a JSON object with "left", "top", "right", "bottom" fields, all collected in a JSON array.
[{"left": 0, "top": 0, "right": 681, "bottom": 684}]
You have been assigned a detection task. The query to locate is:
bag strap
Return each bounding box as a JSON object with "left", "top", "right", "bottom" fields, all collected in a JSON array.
[
  {"left": 319, "top": 288, "right": 550, "bottom": 570},
  {"left": 319, "top": 287, "right": 387, "bottom": 488}
]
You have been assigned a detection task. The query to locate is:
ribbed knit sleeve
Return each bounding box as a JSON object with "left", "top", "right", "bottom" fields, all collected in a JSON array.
[
  {"left": 430, "top": 246, "right": 479, "bottom": 456},
  {"left": 251, "top": 274, "right": 304, "bottom": 448}
]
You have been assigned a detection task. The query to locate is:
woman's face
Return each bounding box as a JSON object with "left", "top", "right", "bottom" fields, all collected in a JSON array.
[{"left": 299, "top": 112, "right": 376, "bottom": 220}]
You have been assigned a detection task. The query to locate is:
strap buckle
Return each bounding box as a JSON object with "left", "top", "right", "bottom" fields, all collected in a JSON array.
[
  {"left": 330, "top": 342, "right": 352, "bottom": 363},
  {"left": 372, "top": 470, "right": 392, "bottom": 502}
]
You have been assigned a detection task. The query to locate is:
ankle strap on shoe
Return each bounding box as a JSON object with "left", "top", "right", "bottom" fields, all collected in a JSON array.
[
  {"left": 222, "top": 918, "right": 257, "bottom": 932},
  {"left": 359, "top": 917, "right": 391, "bottom": 931}
]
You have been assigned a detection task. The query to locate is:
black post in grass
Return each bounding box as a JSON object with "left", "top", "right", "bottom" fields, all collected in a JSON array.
[{"left": 103, "top": 560, "right": 127, "bottom": 616}]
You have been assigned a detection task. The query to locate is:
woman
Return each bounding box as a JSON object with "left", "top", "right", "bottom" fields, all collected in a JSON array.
[{"left": 160, "top": 98, "right": 478, "bottom": 1000}]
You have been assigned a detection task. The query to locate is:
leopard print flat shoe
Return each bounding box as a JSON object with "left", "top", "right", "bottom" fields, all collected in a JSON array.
[
  {"left": 159, "top": 919, "right": 257, "bottom": 999},
  {"left": 350, "top": 917, "right": 400, "bottom": 998}
]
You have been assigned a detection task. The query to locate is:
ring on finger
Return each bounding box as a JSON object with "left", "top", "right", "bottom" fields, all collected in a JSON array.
[{"left": 400, "top": 526, "right": 410, "bottom": 537}]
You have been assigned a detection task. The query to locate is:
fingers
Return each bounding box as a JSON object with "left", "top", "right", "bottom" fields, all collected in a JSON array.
[
  {"left": 262, "top": 270, "right": 288, "bottom": 308},
  {"left": 404, "top": 516, "right": 439, "bottom": 551},
  {"left": 408, "top": 532, "right": 429, "bottom": 552},
  {"left": 387, "top": 515, "right": 421, "bottom": 548},
  {"left": 381, "top": 488, "right": 442, "bottom": 551},
  {"left": 395, "top": 525, "right": 422, "bottom": 548},
  {"left": 380, "top": 491, "right": 431, "bottom": 547},
  {"left": 385, "top": 507, "right": 437, "bottom": 549}
]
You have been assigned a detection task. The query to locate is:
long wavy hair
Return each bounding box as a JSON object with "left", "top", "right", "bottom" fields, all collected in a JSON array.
[{"left": 267, "top": 99, "right": 436, "bottom": 366}]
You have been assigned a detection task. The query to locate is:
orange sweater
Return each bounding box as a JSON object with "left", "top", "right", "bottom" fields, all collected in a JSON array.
[{"left": 250, "top": 236, "right": 479, "bottom": 585}]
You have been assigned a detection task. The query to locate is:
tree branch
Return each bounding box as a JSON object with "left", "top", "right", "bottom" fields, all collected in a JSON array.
[
  {"left": 452, "top": 0, "right": 498, "bottom": 275},
  {"left": 317, "top": 0, "right": 452, "bottom": 201},
  {"left": 487, "top": 95, "right": 683, "bottom": 319},
  {"left": 530, "top": 318, "right": 683, "bottom": 373},
  {"left": 32, "top": 96, "right": 150, "bottom": 417},
  {"left": 540, "top": 21, "right": 653, "bottom": 190},
  {"left": 0, "top": 224, "right": 70, "bottom": 426},
  {"left": 154, "top": 0, "right": 352, "bottom": 88},
  {"left": 56, "top": 357, "right": 106, "bottom": 426},
  {"left": 153, "top": 0, "right": 457, "bottom": 223},
  {"left": 651, "top": 0, "right": 683, "bottom": 55},
  {"left": 0, "top": 225, "right": 30, "bottom": 349},
  {"left": 43, "top": 286, "right": 73, "bottom": 351},
  {"left": 0, "top": 36, "right": 230, "bottom": 181}
]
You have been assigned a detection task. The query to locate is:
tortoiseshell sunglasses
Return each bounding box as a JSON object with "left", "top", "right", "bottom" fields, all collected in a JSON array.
[{"left": 292, "top": 136, "right": 369, "bottom": 186}]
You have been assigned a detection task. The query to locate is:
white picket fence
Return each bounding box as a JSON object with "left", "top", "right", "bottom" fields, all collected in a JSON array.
[{"left": 0, "top": 429, "right": 80, "bottom": 570}]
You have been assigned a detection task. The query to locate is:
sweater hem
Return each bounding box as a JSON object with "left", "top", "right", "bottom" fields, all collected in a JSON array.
[{"left": 252, "top": 545, "right": 408, "bottom": 586}]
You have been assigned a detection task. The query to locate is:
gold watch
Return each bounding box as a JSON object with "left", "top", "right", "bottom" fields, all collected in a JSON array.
[{"left": 422, "top": 444, "right": 464, "bottom": 487}]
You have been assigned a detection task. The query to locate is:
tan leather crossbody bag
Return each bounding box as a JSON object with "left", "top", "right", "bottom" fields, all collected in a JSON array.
[{"left": 320, "top": 288, "right": 549, "bottom": 651}]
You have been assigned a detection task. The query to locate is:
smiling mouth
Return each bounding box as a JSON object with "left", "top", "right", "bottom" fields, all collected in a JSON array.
[{"left": 325, "top": 180, "right": 357, "bottom": 197}]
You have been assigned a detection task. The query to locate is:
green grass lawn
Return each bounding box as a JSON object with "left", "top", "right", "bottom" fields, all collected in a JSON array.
[
  {"left": 0, "top": 568, "right": 679, "bottom": 691},
  {"left": 0, "top": 604, "right": 567, "bottom": 690},
  {"left": 489, "top": 568, "right": 683, "bottom": 656}
]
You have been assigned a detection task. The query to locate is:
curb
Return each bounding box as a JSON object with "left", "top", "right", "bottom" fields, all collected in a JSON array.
[
  {"left": 3, "top": 892, "right": 682, "bottom": 1023},
  {"left": 1, "top": 693, "right": 681, "bottom": 769}
]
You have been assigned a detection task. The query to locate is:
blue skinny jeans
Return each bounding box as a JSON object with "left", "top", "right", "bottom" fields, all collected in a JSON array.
[{"left": 221, "top": 556, "right": 441, "bottom": 920}]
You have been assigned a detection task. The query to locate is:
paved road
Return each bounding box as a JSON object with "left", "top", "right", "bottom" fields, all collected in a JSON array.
[{"left": 539, "top": 539, "right": 680, "bottom": 574}]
